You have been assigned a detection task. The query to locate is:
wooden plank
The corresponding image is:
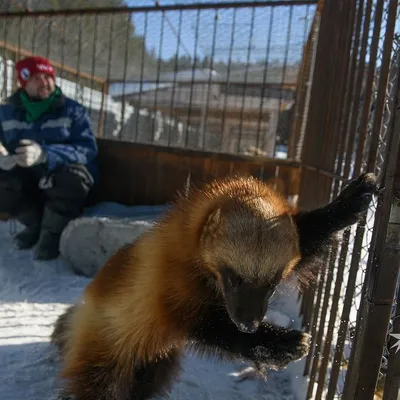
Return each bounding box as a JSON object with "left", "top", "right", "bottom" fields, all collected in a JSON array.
[
  {"left": 95, "top": 138, "right": 300, "bottom": 167},
  {"left": 86, "top": 138, "right": 302, "bottom": 206}
]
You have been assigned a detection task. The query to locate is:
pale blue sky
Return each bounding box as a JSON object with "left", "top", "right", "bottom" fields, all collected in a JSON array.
[
  {"left": 121, "top": 0, "right": 400, "bottom": 69},
  {"left": 124, "top": 0, "right": 316, "bottom": 65}
]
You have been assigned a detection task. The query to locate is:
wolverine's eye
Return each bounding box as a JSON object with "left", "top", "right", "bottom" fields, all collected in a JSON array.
[
  {"left": 228, "top": 275, "right": 243, "bottom": 288},
  {"left": 221, "top": 266, "right": 243, "bottom": 288}
]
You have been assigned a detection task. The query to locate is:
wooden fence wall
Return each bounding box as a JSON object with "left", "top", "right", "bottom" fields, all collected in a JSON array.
[{"left": 89, "top": 138, "right": 301, "bottom": 206}]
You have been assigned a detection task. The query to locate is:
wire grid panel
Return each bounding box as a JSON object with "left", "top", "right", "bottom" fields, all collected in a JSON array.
[
  {"left": 314, "top": 2, "right": 400, "bottom": 398},
  {"left": 0, "top": 2, "right": 317, "bottom": 157},
  {"left": 372, "top": 32, "right": 400, "bottom": 394}
]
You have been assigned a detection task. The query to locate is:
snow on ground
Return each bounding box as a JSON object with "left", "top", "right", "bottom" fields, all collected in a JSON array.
[{"left": 0, "top": 203, "right": 307, "bottom": 400}]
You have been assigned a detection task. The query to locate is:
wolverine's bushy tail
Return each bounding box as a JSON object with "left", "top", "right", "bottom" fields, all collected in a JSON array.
[{"left": 51, "top": 304, "right": 77, "bottom": 354}]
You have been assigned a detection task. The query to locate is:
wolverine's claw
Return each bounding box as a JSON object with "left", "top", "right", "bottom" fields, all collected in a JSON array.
[
  {"left": 334, "top": 172, "right": 378, "bottom": 216},
  {"left": 251, "top": 330, "right": 311, "bottom": 371}
]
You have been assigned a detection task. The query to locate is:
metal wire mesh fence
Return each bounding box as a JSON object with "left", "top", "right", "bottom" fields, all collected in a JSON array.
[
  {"left": 0, "top": 2, "right": 399, "bottom": 400},
  {"left": 298, "top": 1, "right": 400, "bottom": 399},
  {"left": 0, "top": 1, "right": 317, "bottom": 158}
]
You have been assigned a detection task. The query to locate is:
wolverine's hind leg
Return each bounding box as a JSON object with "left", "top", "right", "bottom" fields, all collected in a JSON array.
[
  {"left": 51, "top": 305, "right": 77, "bottom": 354},
  {"left": 62, "top": 348, "right": 182, "bottom": 400},
  {"left": 131, "top": 349, "right": 182, "bottom": 399}
]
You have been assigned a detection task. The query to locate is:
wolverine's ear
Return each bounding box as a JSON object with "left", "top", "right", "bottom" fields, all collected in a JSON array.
[{"left": 201, "top": 207, "right": 221, "bottom": 243}]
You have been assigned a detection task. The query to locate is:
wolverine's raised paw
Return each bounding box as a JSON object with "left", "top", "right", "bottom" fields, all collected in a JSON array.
[
  {"left": 334, "top": 172, "right": 378, "bottom": 216},
  {"left": 252, "top": 330, "right": 311, "bottom": 371}
]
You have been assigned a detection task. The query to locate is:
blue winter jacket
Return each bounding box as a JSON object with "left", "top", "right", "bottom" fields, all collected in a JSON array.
[{"left": 0, "top": 87, "right": 99, "bottom": 183}]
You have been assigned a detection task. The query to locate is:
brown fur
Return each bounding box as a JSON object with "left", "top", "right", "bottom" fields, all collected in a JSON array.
[
  {"left": 52, "top": 176, "right": 303, "bottom": 398},
  {"left": 52, "top": 173, "right": 377, "bottom": 399}
]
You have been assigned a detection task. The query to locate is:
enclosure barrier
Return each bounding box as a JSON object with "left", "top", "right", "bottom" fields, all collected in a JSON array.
[
  {"left": 295, "top": 0, "right": 400, "bottom": 399},
  {"left": 0, "top": 0, "right": 317, "bottom": 203},
  {"left": 0, "top": 1, "right": 399, "bottom": 399}
]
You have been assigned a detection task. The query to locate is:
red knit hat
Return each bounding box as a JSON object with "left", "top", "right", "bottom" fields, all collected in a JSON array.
[{"left": 15, "top": 56, "right": 55, "bottom": 87}]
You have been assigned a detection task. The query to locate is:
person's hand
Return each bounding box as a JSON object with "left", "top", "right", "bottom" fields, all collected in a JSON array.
[
  {"left": 0, "top": 142, "right": 17, "bottom": 171},
  {"left": 15, "top": 139, "right": 47, "bottom": 168}
]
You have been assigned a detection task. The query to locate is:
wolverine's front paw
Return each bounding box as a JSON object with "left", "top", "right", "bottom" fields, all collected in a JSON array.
[
  {"left": 334, "top": 172, "right": 377, "bottom": 216},
  {"left": 252, "top": 330, "right": 311, "bottom": 371}
]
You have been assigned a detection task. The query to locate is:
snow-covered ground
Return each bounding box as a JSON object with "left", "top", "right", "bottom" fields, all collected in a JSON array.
[{"left": 0, "top": 203, "right": 307, "bottom": 400}]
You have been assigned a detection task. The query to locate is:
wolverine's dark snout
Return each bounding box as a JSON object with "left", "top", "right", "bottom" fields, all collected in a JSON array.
[{"left": 220, "top": 267, "right": 273, "bottom": 334}]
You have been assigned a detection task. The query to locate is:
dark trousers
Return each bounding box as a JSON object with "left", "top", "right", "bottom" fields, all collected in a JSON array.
[{"left": 0, "top": 164, "right": 94, "bottom": 222}]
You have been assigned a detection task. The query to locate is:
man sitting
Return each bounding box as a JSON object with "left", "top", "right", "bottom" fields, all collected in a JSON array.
[{"left": 0, "top": 55, "right": 99, "bottom": 260}]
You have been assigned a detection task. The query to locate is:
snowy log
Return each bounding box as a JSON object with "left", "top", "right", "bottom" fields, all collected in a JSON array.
[{"left": 59, "top": 217, "right": 154, "bottom": 277}]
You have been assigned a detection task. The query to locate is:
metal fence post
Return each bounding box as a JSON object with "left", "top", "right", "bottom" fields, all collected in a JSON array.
[{"left": 344, "top": 50, "right": 400, "bottom": 400}]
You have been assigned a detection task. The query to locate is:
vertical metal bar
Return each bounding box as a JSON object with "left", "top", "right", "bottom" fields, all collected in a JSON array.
[
  {"left": 313, "top": 2, "right": 361, "bottom": 397},
  {"left": 301, "top": 4, "right": 355, "bottom": 398},
  {"left": 98, "top": 81, "right": 108, "bottom": 138},
  {"left": 273, "top": 5, "right": 293, "bottom": 157},
  {"left": 88, "top": 12, "right": 99, "bottom": 120},
  {"left": 201, "top": 9, "right": 218, "bottom": 151},
  {"left": 46, "top": 18, "right": 52, "bottom": 59},
  {"left": 31, "top": 17, "right": 37, "bottom": 53},
  {"left": 353, "top": 73, "right": 400, "bottom": 399},
  {"left": 302, "top": 283, "right": 317, "bottom": 332},
  {"left": 298, "top": 0, "right": 336, "bottom": 206},
  {"left": 185, "top": 8, "right": 200, "bottom": 148},
  {"left": 295, "top": 9, "right": 320, "bottom": 161},
  {"left": 167, "top": 9, "right": 183, "bottom": 147},
  {"left": 306, "top": 243, "right": 338, "bottom": 399},
  {"left": 135, "top": 11, "right": 148, "bottom": 143},
  {"left": 13, "top": 16, "right": 22, "bottom": 91},
  {"left": 297, "top": 0, "right": 330, "bottom": 338},
  {"left": 237, "top": 6, "right": 256, "bottom": 154},
  {"left": 383, "top": 284, "right": 400, "bottom": 400},
  {"left": 343, "top": 6, "right": 400, "bottom": 397},
  {"left": 151, "top": 9, "right": 166, "bottom": 144},
  {"left": 304, "top": 0, "right": 337, "bottom": 175},
  {"left": 314, "top": 13, "right": 359, "bottom": 397},
  {"left": 366, "top": 0, "right": 399, "bottom": 171},
  {"left": 303, "top": 265, "right": 326, "bottom": 376},
  {"left": 60, "top": 15, "right": 67, "bottom": 80},
  {"left": 327, "top": 2, "right": 374, "bottom": 396},
  {"left": 333, "top": 0, "right": 363, "bottom": 185},
  {"left": 321, "top": 0, "right": 355, "bottom": 177},
  {"left": 315, "top": 228, "right": 352, "bottom": 399},
  {"left": 0, "top": 0, "right": 11, "bottom": 90},
  {"left": 75, "top": 14, "right": 83, "bottom": 100},
  {"left": 342, "top": 0, "right": 373, "bottom": 179},
  {"left": 352, "top": 0, "right": 385, "bottom": 175},
  {"left": 287, "top": 3, "right": 311, "bottom": 158},
  {"left": 1, "top": 16, "right": 10, "bottom": 100},
  {"left": 255, "top": 7, "right": 273, "bottom": 152},
  {"left": 303, "top": 5, "right": 311, "bottom": 53},
  {"left": 103, "top": 13, "right": 115, "bottom": 138},
  {"left": 220, "top": 7, "right": 237, "bottom": 152},
  {"left": 326, "top": 224, "right": 368, "bottom": 398},
  {"left": 17, "top": 16, "right": 22, "bottom": 60},
  {"left": 119, "top": 12, "right": 132, "bottom": 140}
]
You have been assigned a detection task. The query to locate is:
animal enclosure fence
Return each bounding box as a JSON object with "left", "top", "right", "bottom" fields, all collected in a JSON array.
[
  {"left": 0, "top": 1, "right": 399, "bottom": 400},
  {"left": 0, "top": 0, "right": 317, "bottom": 157},
  {"left": 0, "top": 0, "right": 317, "bottom": 203},
  {"left": 296, "top": 0, "right": 400, "bottom": 399}
]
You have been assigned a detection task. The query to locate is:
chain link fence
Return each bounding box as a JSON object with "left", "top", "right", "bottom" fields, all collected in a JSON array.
[
  {"left": 0, "top": 1, "right": 399, "bottom": 399},
  {"left": 298, "top": 1, "right": 400, "bottom": 399}
]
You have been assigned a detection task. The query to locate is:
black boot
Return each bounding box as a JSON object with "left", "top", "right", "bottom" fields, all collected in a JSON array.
[
  {"left": 13, "top": 208, "right": 42, "bottom": 250},
  {"left": 34, "top": 208, "right": 72, "bottom": 261}
]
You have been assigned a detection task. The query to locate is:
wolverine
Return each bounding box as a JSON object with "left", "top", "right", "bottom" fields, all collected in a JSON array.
[{"left": 51, "top": 172, "right": 377, "bottom": 400}]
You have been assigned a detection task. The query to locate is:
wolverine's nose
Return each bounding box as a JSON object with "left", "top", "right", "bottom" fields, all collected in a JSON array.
[{"left": 237, "top": 320, "right": 259, "bottom": 334}]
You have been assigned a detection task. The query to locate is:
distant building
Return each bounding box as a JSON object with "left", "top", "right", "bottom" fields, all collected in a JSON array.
[{"left": 111, "top": 66, "right": 297, "bottom": 156}]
